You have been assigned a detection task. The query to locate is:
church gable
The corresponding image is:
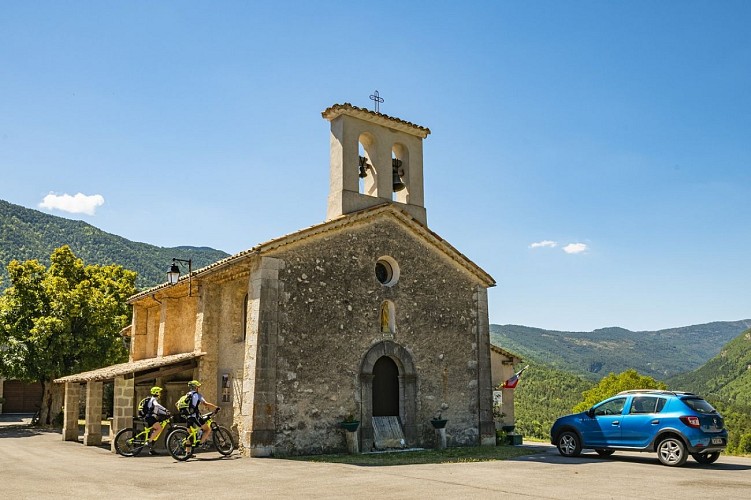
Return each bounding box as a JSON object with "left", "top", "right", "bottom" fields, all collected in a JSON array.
[
  {"left": 251, "top": 212, "right": 490, "bottom": 454},
  {"left": 255, "top": 205, "right": 494, "bottom": 289}
]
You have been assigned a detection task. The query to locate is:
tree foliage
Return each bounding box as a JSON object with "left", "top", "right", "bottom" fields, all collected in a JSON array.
[
  {"left": 572, "top": 369, "right": 666, "bottom": 412},
  {"left": 513, "top": 363, "right": 594, "bottom": 440},
  {"left": 0, "top": 245, "right": 136, "bottom": 423}
]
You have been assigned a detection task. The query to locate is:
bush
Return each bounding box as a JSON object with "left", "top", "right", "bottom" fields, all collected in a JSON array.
[{"left": 738, "top": 433, "right": 751, "bottom": 454}]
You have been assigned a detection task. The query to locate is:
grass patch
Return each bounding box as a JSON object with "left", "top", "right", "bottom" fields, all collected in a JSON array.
[{"left": 285, "top": 445, "right": 544, "bottom": 466}]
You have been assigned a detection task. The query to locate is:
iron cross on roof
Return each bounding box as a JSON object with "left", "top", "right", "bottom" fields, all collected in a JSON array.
[{"left": 369, "top": 90, "right": 384, "bottom": 113}]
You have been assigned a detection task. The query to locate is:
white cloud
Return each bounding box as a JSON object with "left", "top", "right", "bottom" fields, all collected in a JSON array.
[
  {"left": 562, "top": 243, "right": 588, "bottom": 254},
  {"left": 529, "top": 240, "right": 558, "bottom": 249},
  {"left": 39, "top": 193, "right": 105, "bottom": 215}
]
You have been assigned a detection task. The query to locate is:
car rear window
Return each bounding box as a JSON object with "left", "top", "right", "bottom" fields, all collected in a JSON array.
[{"left": 681, "top": 397, "right": 717, "bottom": 414}]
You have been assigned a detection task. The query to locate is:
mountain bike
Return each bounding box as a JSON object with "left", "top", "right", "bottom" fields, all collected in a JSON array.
[
  {"left": 165, "top": 409, "right": 234, "bottom": 460},
  {"left": 114, "top": 415, "right": 182, "bottom": 457}
]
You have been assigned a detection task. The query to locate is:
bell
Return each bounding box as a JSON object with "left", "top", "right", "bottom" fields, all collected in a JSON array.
[
  {"left": 358, "top": 156, "right": 369, "bottom": 178},
  {"left": 392, "top": 158, "right": 406, "bottom": 192}
]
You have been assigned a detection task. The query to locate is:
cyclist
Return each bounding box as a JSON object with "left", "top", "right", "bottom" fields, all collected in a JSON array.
[
  {"left": 142, "top": 386, "right": 170, "bottom": 455},
  {"left": 181, "top": 380, "right": 219, "bottom": 455}
]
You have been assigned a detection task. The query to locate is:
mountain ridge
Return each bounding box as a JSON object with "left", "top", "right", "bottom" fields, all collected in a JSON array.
[
  {"left": 0, "top": 199, "right": 230, "bottom": 291},
  {"left": 491, "top": 320, "right": 751, "bottom": 380}
]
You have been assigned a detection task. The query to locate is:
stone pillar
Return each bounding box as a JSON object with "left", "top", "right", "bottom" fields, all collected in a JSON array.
[
  {"left": 62, "top": 382, "right": 81, "bottom": 441},
  {"left": 241, "top": 257, "right": 284, "bottom": 457},
  {"left": 111, "top": 376, "right": 134, "bottom": 452},
  {"left": 345, "top": 429, "right": 360, "bottom": 454},
  {"left": 435, "top": 428, "right": 447, "bottom": 449},
  {"left": 474, "top": 287, "right": 496, "bottom": 446},
  {"left": 83, "top": 381, "right": 103, "bottom": 446}
]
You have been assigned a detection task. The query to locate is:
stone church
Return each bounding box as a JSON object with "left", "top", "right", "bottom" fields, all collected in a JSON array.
[{"left": 56, "top": 103, "right": 497, "bottom": 456}]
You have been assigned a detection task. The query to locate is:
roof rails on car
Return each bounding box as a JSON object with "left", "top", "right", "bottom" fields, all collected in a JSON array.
[{"left": 616, "top": 389, "right": 697, "bottom": 396}]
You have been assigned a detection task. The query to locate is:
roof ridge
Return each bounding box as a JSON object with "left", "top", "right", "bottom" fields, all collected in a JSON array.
[{"left": 322, "top": 103, "right": 431, "bottom": 137}]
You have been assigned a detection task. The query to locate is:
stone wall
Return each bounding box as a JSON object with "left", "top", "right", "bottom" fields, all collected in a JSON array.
[{"left": 263, "top": 217, "right": 488, "bottom": 455}]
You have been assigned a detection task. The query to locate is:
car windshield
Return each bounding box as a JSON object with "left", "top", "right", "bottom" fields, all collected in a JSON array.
[{"left": 681, "top": 397, "right": 717, "bottom": 414}]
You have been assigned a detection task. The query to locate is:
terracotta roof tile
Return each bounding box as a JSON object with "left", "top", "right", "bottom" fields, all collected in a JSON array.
[
  {"left": 54, "top": 352, "right": 204, "bottom": 383},
  {"left": 321, "top": 103, "right": 431, "bottom": 138}
]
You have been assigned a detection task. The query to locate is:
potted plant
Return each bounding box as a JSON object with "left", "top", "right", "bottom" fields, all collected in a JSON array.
[
  {"left": 340, "top": 414, "right": 360, "bottom": 432},
  {"left": 430, "top": 411, "right": 448, "bottom": 429}
]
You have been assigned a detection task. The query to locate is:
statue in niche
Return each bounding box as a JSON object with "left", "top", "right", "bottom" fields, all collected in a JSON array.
[{"left": 380, "top": 301, "right": 394, "bottom": 334}]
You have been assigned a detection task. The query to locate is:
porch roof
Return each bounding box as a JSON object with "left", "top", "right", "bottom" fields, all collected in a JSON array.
[{"left": 53, "top": 352, "right": 205, "bottom": 384}]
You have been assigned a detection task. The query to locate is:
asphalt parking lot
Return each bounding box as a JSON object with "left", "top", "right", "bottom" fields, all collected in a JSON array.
[{"left": 2, "top": 421, "right": 751, "bottom": 499}]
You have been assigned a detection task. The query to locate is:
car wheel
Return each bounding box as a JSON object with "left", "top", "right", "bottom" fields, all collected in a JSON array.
[
  {"left": 657, "top": 436, "right": 688, "bottom": 466},
  {"left": 691, "top": 452, "right": 720, "bottom": 464},
  {"left": 595, "top": 449, "right": 615, "bottom": 457},
  {"left": 556, "top": 431, "right": 582, "bottom": 457}
]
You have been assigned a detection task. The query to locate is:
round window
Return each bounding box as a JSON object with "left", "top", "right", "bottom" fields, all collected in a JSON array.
[{"left": 375, "top": 257, "right": 400, "bottom": 286}]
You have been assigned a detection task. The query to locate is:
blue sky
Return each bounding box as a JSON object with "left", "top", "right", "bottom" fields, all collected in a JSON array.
[{"left": 1, "top": 2, "right": 749, "bottom": 332}]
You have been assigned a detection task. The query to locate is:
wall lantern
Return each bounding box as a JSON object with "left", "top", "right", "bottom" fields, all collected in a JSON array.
[{"left": 167, "top": 258, "right": 192, "bottom": 296}]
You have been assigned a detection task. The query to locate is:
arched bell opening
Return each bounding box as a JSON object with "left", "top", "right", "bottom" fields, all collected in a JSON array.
[
  {"left": 358, "top": 132, "right": 377, "bottom": 197},
  {"left": 392, "top": 143, "right": 409, "bottom": 202},
  {"left": 359, "top": 341, "right": 417, "bottom": 451}
]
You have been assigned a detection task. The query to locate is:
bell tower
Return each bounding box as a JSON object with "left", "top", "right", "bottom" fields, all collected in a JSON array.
[{"left": 322, "top": 103, "right": 431, "bottom": 226}]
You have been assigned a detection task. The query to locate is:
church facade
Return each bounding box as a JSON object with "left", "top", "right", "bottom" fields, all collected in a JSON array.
[{"left": 57, "top": 103, "right": 497, "bottom": 456}]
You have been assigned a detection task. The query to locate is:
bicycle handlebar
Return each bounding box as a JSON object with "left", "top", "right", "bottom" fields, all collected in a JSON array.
[{"left": 200, "top": 407, "right": 221, "bottom": 419}]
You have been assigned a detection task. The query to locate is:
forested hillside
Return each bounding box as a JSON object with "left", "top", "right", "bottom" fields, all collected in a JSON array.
[
  {"left": 0, "top": 199, "right": 229, "bottom": 291},
  {"left": 510, "top": 363, "right": 593, "bottom": 440},
  {"left": 668, "top": 328, "right": 751, "bottom": 406},
  {"left": 491, "top": 321, "right": 751, "bottom": 380},
  {"left": 667, "top": 328, "right": 751, "bottom": 453}
]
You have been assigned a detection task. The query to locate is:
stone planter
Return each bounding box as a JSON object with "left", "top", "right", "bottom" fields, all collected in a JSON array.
[
  {"left": 430, "top": 419, "right": 448, "bottom": 429},
  {"left": 340, "top": 421, "right": 360, "bottom": 432}
]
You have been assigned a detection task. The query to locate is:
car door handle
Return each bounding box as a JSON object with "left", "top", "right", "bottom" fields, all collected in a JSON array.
[
  {"left": 612, "top": 421, "right": 620, "bottom": 426},
  {"left": 651, "top": 419, "right": 660, "bottom": 425}
]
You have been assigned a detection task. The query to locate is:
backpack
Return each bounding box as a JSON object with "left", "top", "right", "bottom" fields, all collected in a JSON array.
[
  {"left": 137, "top": 396, "right": 153, "bottom": 418},
  {"left": 176, "top": 390, "right": 197, "bottom": 415}
]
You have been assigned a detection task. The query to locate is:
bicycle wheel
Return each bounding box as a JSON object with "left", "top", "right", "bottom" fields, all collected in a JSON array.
[
  {"left": 166, "top": 428, "right": 192, "bottom": 461},
  {"left": 114, "top": 428, "right": 145, "bottom": 457},
  {"left": 212, "top": 426, "right": 234, "bottom": 456}
]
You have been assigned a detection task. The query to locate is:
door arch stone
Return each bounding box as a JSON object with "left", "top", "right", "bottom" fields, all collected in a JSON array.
[{"left": 359, "top": 341, "right": 417, "bottom": 451}]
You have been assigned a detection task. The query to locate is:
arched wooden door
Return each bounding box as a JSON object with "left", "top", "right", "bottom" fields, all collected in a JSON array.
[{"left": 372, "top": 356, "right": 399, "bottom": 416}]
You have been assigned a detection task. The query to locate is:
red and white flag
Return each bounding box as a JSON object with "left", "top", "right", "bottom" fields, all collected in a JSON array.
[{"left": 502, "top": 365, "right": 529, "bottom": 389}]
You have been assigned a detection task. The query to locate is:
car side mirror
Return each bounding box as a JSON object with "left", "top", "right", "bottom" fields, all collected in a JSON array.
[{"left": 586, "top": 408, "right": 595, "bottom": 418}]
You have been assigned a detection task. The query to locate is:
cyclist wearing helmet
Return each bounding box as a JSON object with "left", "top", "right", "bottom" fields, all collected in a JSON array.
[
  {"left": 144, "top": 386, "right": 170, "bottom": 455},
  {"left": 184, "top": 380, "right": 219, "bottom": 454}
]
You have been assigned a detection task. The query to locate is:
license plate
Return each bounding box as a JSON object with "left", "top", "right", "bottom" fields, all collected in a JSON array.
[{"left": 711, "top": 437, "right": 723, "bottom": 445}]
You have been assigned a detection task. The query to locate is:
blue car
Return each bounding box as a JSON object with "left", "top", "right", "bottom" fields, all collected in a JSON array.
[{"left": 550, "top": 390, "right": 727, "bottom": 466}]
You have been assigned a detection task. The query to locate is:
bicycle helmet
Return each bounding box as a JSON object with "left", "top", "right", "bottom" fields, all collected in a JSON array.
[
  {"left": 188, "top": 380, "right": 202, "bottom": 388},
  {"left": 150, "top": 386, "right": 163, "bottom": 395}
]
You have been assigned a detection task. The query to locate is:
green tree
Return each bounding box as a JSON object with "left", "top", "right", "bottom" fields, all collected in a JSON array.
[
  {"left": 0, "top": 246, "right": 136, "bottom": 424},
  {"left": 572, "top": 369, "right": 666, "bottom": 412}
]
